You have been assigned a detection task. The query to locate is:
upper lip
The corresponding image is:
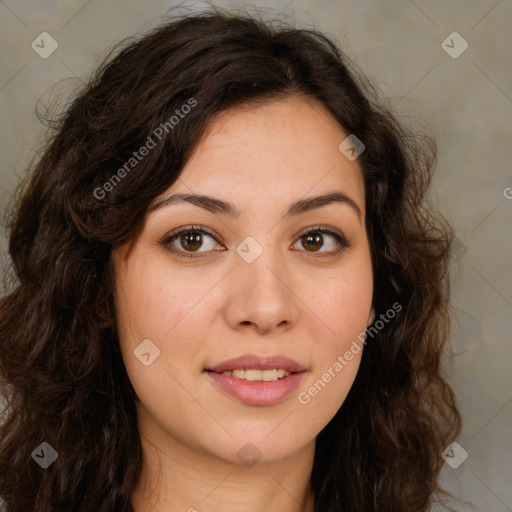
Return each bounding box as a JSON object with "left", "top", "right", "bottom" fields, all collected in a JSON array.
[{"left": 206, "top": 354, "right": 308, "bottom": 373}]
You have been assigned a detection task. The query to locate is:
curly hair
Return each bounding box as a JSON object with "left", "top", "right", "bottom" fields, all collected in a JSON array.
[{"left": 0, "top": 5, "right": 462, "bottom": 511}]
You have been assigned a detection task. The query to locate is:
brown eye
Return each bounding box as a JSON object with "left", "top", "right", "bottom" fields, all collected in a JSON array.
[
  {"left": 293, "top": 228, "right": 349, "bottom": 256},
  {"left": 179, "top": 231, "right": 204, "bottom": 252},
  {"left": 161, "top": 226, "right": 221, "bottom": 258},
  {"left": 300, "top": 232, "right": 324, "bottom": 252}
]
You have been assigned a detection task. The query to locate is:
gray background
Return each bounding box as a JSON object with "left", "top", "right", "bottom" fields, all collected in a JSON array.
[{"left": 0, "top": 1, "right": 511, "bottom": 510}]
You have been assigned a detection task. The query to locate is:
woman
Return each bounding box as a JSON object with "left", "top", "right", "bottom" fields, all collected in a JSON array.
[{"left": 0, "top": 6, "right": 462, "bottom": 512}]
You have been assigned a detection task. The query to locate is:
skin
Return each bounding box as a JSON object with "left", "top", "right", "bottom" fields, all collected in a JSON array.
[{"left": 113, "top": 94, "right": 375, "bottom": 512}]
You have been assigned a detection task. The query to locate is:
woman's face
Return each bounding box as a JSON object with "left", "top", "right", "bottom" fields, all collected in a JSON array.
[{"left": 113, "top": 95, "right": 374, "bottom": 466}]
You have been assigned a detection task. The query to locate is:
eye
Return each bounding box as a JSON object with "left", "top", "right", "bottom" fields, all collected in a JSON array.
[
  {"left": 160, "top": 224, "right": 351, "bottom": 259},
  {"left": 160, "top": 225, "right": 222, "bottom": 258},
  {"left": 291, "top": 225, "right": 350, "bottom": 256}
]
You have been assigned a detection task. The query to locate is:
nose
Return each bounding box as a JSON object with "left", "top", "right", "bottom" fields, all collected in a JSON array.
[{"left": 224, "top": 242, "right": 300, "bottom": 335}]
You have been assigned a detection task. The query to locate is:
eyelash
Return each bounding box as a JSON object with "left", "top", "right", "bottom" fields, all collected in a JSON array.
[{"left": 160, "top": 224, "right": 351, "bottom": 259}]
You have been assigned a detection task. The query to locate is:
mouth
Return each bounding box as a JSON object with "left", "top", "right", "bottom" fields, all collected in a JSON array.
[
  {"left": 205, "top": 368, "right": 294, "bottom": 382},
  {"left": 205, "top": 354, "right": 307, "bottom": 375},
  {"left": 204, "top": 354, "right": 308, "bottom": 406}
]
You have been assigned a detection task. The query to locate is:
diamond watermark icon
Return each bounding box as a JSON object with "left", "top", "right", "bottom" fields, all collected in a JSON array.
[
  {"left": 31, "top": 441, "right": 58, "bottom": 468},
  {"left": 134, "top": 338, "right": 161, "bottom": 366},
  {"left": 31, "top": 32, "right": 59, "bottom": 59},
  {"left": 237, "top": 442, "right": 262, "bottom": 467},
  {"left": 236, "top": 236, "right": 263, "bottom": 263},
  {"left": 338, "top": 134, "right": 365, "bottom": 161},
  {"left": 442, "top": 441, "right": 468, "bottom": 469},
  {"left": 441, "top": 32, "right": 468, "bottom": 59}
]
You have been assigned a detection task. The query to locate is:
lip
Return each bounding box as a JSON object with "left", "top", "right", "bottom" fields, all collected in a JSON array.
[
  {"left": 206, "top": 354, "right": 308, "bottom": 373},
  {"left": 205, "top": 370, "right": 307, "bottom": 406},
  {"left": 204, "top": 354, "right": 308, "bottom": 406}
]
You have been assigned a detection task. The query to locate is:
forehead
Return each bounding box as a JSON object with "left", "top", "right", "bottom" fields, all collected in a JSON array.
[{"left": 170, "top": 95, "right": 366, "bottom": 213}]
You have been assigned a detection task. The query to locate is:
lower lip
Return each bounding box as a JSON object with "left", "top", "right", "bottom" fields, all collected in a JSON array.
[{"left": 205, "top": 370, "right": 306, "bottom": 406}]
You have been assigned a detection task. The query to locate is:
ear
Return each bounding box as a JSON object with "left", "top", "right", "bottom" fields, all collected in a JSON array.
[{"left": 367, "top": 307, "right": 375, "bottom": 326}]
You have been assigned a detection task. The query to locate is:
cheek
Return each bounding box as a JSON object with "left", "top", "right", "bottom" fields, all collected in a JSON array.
[
  {"left": 114, "top": 258, "right": 217, "bottom": 395},
  {"left": 296, "top": 326, "right": 363, "bottom": 432},
  {"left": 331, "top": 283, "right": 372, "bottom": 341},
  {"left": 306, "top": 266, "right": 373, "bottom": 346},
  {"left": 295, "top": 254, "right": 372, "bottom": 413},
  {"left": 114, "top": 269, "right": 203, "bottom": 410},
  {"left": 115, "top": 257, "right": 210, "bottom": 342}
]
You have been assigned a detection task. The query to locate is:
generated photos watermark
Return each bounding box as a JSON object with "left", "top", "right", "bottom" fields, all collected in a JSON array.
[
  {"left": 298, "top": 301, "right": 402, "bottom": 405},
  {"left": 93, "top": 97, "right": 197, "bottom": 200}
]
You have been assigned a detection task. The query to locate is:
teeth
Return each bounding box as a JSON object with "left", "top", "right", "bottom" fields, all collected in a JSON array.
[{"left": 220, "top": 369, "right": 292, "bottom": 381}]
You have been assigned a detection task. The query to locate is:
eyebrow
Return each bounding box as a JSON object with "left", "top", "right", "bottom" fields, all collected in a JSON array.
[{"left": 149, "top": 191, "right": 363, "bottom": 222}]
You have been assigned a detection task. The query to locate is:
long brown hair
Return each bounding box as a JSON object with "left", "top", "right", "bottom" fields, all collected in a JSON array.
[{"left": 0, "top": 6, "right": 461, "bottom": 511}]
